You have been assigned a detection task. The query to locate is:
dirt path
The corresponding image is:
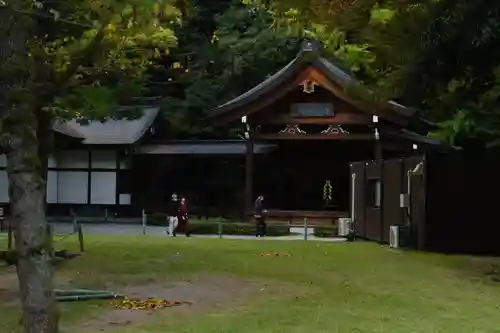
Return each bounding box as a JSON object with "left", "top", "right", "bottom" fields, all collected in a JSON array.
[{"left": 74, "top": 275, "right": 282, "bottom": 333}]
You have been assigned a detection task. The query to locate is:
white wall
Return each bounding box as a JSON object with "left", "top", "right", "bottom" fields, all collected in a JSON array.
[
  {"left": 57, "top": 171, "right": 88, "bottom": 204},
  {"left": 92, "top": 150, "right": 117, "bottom": 169},
  {"left": 57, "top": 150, "right": 88, "bottom": 168},
  {"left": 0, "top": 154, "right": 58, "bottom": 203},
  {"left": 90, "top": 172, "right": 116, "bottom": 204},
  {"left": 0, "top": 150, "right": 124, "bottom": 206},
  {"left": 46, "top": 171, "right": 58, "bottom": 204},
  {"left": 53, "top": 151, "right": 90, "bottom": 204}
]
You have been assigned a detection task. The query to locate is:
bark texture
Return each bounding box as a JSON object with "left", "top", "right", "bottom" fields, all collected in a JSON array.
[
  {"left": 6, "top": 108, "right": 59, "bottom": 333},
  {"left": 1, "top": 4, "right": 59, "bottom": 333}
]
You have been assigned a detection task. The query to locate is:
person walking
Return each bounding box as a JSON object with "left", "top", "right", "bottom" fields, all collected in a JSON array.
[
  {"left": 166, "top": 193, "right": 180, "bottom": 236},
  {"left": 178, "top": 197, "right": 190, "bottom": 237},
  {"left": 254, "top": 194, "right": 267, "bottom": 237}
]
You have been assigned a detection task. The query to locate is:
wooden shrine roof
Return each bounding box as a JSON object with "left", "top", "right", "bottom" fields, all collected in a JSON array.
[{"left": 212, "top": 40, "right": 431, "bottom": 131}]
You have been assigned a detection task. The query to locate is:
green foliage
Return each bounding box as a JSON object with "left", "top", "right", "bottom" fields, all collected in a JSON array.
[
  {"left": 254, "top": 0, "right": 500, "bottom": 147},
  {"left": 161, "top": 2, "right": 300, "bottom": 138},
  {"left": 370, "top": 6, "right": 396, "bottom": 25},
  {"left": 2, "top": 0, "right": 179, "bottom": 124},
  {"left": 146, "top": 217, "right": 291, "bottom": 236},
  {"left": 313, "top": 226, "right": 338, "bottom": 238}
]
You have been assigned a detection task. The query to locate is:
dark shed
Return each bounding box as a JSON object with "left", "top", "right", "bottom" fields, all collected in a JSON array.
[{"left": 351, "top": 147, "right": 500, "bottom": 255}]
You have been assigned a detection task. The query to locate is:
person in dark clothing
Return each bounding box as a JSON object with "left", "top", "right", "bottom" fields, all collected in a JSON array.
[
  {"left": 166, "top": 193, "right": 180, "bottom": 236},
  {"left": 254, "top": 194, "right": 267, "bottom": 237},
  {"left": 178, "top": 197, "right": 190, "bottom": 237}
]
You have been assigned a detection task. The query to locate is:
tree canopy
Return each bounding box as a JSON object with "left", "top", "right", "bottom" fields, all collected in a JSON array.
[
  {"left": 245, "top": 0, "right": 500, "bottom": 146},
  {"left": 1, "top": 1, "right": 180, "bottom": 332},
  {"left": 160, "top": 1, "right": 300, "bottom": 138}
]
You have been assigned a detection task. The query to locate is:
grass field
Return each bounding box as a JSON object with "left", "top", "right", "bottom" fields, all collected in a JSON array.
[{"left": 1, "top": 235, "right": 500, "bottom": 333}]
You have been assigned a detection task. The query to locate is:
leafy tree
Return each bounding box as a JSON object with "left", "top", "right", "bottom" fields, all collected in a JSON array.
[
  {"left": 0, "top": 0, "right": 178, "bottom": 332},
  {"left": 162, "top": 1, "right": 300, "bottom": 138},
  {"left": 248, "top": 0, "right": 500, "bottom": 146}
]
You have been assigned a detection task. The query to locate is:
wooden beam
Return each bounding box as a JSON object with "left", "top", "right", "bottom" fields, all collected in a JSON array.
[
  {"left": 244, "top": 137, "right": 254, "bottom": 219},
  {"left": 253, "top": 133, "right": 374, "bottom": 141},
  {"left": 259, "top": 113, "right": 371, "bottom": 125}
]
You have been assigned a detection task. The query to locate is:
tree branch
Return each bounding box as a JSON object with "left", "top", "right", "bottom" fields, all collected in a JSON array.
[{"left": 41, "top": 16, "right": 113, "bottom": 102}]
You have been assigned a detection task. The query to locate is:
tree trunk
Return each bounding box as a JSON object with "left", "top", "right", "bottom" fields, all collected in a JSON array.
[
  {"left": 5, "top": 108, "right": 58, "bottom": 333},
  {"left": 1, "top": 5, "right": 59, "bottom": 333}
]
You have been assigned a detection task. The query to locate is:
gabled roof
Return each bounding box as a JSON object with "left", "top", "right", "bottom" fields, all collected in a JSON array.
[
  {"left": 212, "top": 40, "right": 421, "bottom": 127},
  {"left": 52, "top": 107, "right": 160, "bottom": 145}
]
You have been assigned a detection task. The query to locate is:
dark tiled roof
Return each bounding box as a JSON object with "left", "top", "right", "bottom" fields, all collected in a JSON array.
[
  {"left": 134, "top": 141, "right": 276, "bottom": 155},
  {"left": 52, "top": 107, "right": 160, "bottom": 145},
  {"left": 51, "top": 121, "right": 85, "bottom": 139}
]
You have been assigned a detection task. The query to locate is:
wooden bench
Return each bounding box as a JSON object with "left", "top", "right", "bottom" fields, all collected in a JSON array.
[{"left": 252, "top": 210, "right": 349, "bottom": 227}]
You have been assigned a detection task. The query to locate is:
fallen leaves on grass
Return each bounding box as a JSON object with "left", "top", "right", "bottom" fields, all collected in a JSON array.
[
  {"left": 257, "top": 252, "right": 291, "bottom": 257},
  {"left": 114, "top": 297, "right": 192, "bottom": 310}
]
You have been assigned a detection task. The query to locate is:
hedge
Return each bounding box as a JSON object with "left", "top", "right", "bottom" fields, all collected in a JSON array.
[
  {"left": 147, "top": 214, "right": 338, "bottom": 237},
  {"left": 147, "top": 216, "right": 289, "bottom": 236},
  {"left": 189, "top": 222, "right": 290, "bottom": 236},
  {"left": 312, "top": 226, "right": 339, "bottom": 238},
  {"left": 146, "top": 214, "right": 231, "bottom": 226}
]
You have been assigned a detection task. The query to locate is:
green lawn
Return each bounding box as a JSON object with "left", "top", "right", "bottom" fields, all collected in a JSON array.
[{"left": 1, "top": 235, "right": 500, "bottom": 333}]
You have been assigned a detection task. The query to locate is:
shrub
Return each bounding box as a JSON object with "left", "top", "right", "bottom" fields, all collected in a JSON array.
[
  {"left": 147, "top": 214, "right": 232, "bottom": 226},
  {"left": 146, "top": 214, "right": 290, "bottom": 236},
  {"left": 313, "top": 226, "right": 338, "bottom": 238},
  {"left": 189, "top": 222, "right": 290, "bottom": 236}
]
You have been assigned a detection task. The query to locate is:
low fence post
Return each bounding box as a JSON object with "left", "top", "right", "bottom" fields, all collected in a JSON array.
[
  {"left": 303, "top": 217, "right": 308, "bottom": 241},
  {"left": 141, "top": 209, "right": 147, "bottom": 235},
  {"left": 77, "top": 223, "right": 85, "bottom": 253},
  {"left": 72, "top": 214, "right": 78, "bottom": 233},
  {"left": 218, "top": 218, "right": 223, "bottom": 239}
]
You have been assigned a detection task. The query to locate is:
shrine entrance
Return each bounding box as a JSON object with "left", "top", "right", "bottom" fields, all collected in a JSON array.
[{"left": 212, "top": 39, "right": 433, "bottom": 225}]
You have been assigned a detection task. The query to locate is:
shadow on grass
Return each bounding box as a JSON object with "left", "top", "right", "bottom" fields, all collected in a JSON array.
[{"left": 436, "top": 253, "right": 500, "bottom": 284}]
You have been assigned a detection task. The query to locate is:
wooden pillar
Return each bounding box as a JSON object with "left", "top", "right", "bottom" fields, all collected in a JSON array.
[
  {"left": 375, "top": 139, "right": 382, "bottom": 161},
  {"left": 373, "top": 116, "right": 384, "bottom": 239},
  {"left": 244, "top": 136, "right": 254, "bottom": 220}
]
